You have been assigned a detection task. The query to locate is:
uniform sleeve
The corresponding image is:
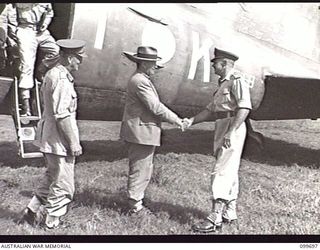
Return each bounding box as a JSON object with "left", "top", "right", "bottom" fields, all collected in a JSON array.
[
  {"left": 205, "top": 101, "right": 215, "bottom": 113},
  {"left": 40, "top": 3, "right": 53, "bottom": 29},
  {"left": 6, "top": 4, "right": 18, "bottom": 47},
  {"left": 135, "top": 79, "right": 180, "bottom": 124},
  {"left": 51, "top": 75, "right": 73, "bottom": 119},
  {"left": 231, "top": 77, "right": 252, "bottom": 110}
]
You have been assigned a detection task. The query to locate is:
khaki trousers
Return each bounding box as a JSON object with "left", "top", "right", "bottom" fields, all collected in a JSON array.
[
  {"left": 211, "top": 118, "right": 247, "bottom": 201},
  {"left": 16, "top": 27, "right": 59, "bottom": 91},
  {"left": 126, "top": 142, "right": 155, "bottom": 207},
  {"left": 28, "top": 153, "right": 75, "bottom": 217}
]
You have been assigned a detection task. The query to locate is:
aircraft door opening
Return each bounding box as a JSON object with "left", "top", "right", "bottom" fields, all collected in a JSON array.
[{"left": 50, "top": 3, "right": 75, "bottom": 40}]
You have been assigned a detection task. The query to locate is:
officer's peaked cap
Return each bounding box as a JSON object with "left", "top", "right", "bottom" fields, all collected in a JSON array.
[
  {"left": 57, "top": 39, "right": 87, "bottom": 58},
  {"left": 211, "top": 48, "right": 239, "bottom": 62}
]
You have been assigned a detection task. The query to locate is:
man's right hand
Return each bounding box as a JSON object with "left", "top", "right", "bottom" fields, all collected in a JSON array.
[
  {"left": 181, "top": 117, "right": 194, "bottom": 131},
  {"left": 175, "top": 118, "right": 184, "bottom": 132}
]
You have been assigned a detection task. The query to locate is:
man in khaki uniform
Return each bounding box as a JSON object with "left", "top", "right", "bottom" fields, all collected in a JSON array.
[
  {"left": 183, "top": 48, "right": 252, "bottom": 232},
  {"left": 18, "top": 39, "right": 86, "bottom": 229},
  {"left": 121, "top": 46, "right": 184, "bottom": 214},
  {"left": 9, "top": 3, "right": 59, "bottom": 116}
]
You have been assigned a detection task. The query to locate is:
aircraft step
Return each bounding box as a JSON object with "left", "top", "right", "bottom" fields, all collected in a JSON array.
[
  {"left": 19, "top": 115, "right": 41, "bottom": 124},
  {"left": 12, "top": 77, "right": 44, "bottom": 159},
  {"left": 18, "top": 127, "right": 37, "bottom": 141},
  {"left": 21, "top": 152, "right": 44, "bottom": 159}
]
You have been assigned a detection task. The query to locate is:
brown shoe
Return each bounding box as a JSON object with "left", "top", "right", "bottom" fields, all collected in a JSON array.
[{"left": 192, "top": 219, "right": 222, "bottom": 233}]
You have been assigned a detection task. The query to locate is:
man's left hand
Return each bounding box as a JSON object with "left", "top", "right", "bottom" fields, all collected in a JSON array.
[
  {"left": 38, "top": 25, "right": 47, "bottom": 33},
  {"left": 223, "top": 130, "right": 234, "bottom": 148}
]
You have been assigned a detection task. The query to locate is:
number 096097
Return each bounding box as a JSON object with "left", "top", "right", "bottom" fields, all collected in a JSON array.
[{"left": 300, "top": 244, "right": 318, "bottom": 248}]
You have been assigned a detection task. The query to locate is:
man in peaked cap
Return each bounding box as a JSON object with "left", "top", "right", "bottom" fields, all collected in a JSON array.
[
  {"left": 18, "top": 39, "right": 86, "bottom": 229},
  {"left": 182, "top": 47, "right": 252, "bottom": 232},
  {"left": 120, "top": 46, "right": 184, "bottom": 215}
]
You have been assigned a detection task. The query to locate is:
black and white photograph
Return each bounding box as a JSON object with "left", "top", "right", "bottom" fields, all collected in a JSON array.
[{"left": 0, "top": 2, "right": 319, "bottom": 243}]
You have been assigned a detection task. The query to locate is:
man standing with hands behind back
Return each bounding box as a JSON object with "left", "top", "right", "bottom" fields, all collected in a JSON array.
[
  {"left": 183, "top": 48, "right": 252, "bottom": 233},
  {"left": 121, "top": 46, "right": 184, "bottom": 215}
]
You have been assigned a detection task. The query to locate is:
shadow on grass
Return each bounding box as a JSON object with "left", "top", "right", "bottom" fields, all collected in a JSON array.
[
  {"left": 1, "top": 128, "right": 320, "bottom": 169},
  {"left": 162, "top": 128, "right": 320, "bottom": 169},
  {"left": 78, "top": 128, "right": 214, "bottom": 163},
  {"left": 73, "top": 188, "right": 128, "bottom": 213},
  {"left": 243, "top": 136, "right": 320, "bottom": 168},
  {"left": 0, "top": 142, "right": 44, "bottom": 169},
  {"left": 74, "top": 188, "right": 206, "bottom": 225},
  {"left": 0, "top": 207, "right": 23, "bottom": 225},
  {"left": 0, "top": 207, "right": 19, "bottom": 219},
  {"left": 144, "top": 198, "right": 207, "bottom": 224}
]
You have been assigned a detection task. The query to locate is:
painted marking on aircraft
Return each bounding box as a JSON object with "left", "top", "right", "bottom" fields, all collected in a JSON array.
[
  {"left": 141, "top": 22, "right": 176, "bottom": 64},
  {"left": 94, "top": 8, "right": 108, "bottom": 50},
  {"left": 234, "top": 69, "right": 256, "bottom": 88},
  {"left": 188, "top": 31, "right": 213, "bottom": 82}
]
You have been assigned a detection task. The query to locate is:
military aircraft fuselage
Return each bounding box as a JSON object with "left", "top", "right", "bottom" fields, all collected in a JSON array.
[
  {"left": 68, "top": 3, "right": 266, "bottom": 121},
  {"left": 1, "top": 3, "right": 320, "bottom": 121}
]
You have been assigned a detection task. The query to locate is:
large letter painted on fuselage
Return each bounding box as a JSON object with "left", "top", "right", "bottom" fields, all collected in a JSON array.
[
  {"left": 141, "top": 22, "right": 176, "bottom": 64},
  {"left": 94, "top": 7, "right": 108, "bottom": 50},
  {"left": 188, "top": 31, "right": 213, "bottom": 82}
]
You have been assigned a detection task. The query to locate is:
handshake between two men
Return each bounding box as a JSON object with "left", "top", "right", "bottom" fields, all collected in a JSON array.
[{"left": 176, "top": 117, "right": 195, "bottom": 132}]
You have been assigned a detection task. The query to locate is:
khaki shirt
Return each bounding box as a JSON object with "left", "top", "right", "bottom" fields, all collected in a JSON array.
[
  {"left": 15, "top": 3, "right": 53, "bottom": 28},
  {"left": 34, "top": 64, "right": 79, "bottom": 156},
  {"left": 206, "top": 70, "right": 252, "bottom": 113}
]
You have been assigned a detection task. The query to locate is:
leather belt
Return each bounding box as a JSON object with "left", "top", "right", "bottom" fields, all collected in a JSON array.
[
  {"left": 215, "top": 111, "right": 235, "bottom": 119},
  {"left": 18, "top": 24, "right": 38, "bottom": 31}
]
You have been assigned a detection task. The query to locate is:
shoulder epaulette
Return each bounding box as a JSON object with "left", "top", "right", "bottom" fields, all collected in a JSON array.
[
  {"left": 66, "top": 73, "right": 74, "bottom": 83},
  {"left": 230, "top": 72, "right": 242, "bottom": 80}
]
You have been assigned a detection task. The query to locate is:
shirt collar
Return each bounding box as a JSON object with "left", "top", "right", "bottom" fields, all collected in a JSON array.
[
  {"left": 137, "top": 71, "right": 150, "bottom": 79},
  {"left": 58, "top": 64, "right": 74, "bottom": 83},
  {"left": 218, "top": 69, "right": 235, "bottom": 84}
]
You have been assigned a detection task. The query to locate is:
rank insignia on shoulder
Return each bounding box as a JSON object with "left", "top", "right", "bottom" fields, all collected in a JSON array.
[
  {"left": 67, "top": 73, "right": 74, "bottom": 82},
  {"left": 230, "top": 71, "right": 242, "bottom": 80}
]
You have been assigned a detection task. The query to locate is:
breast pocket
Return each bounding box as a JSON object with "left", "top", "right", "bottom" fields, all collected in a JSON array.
[
  {"left": 68, "top": 91, "right": 78, "bottom": 113},
  {"left": 221, "top": 88, "right": 231, "bottom": 104}
]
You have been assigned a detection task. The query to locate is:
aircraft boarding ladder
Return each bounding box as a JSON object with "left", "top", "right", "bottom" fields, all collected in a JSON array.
[{"left": 12, "top": 77, "right": 43, "bottom": 158}]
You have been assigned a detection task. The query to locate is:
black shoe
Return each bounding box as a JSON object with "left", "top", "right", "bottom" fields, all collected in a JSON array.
[
  {"left": 20, "top": 98, "right": 32, "bottom": 117},
  {"left": 222, "top": 217, "right": 237, "bottom": 224},
  {"left": 192, "top": 219, "right": 222, "bottom": 233},
  {"left": 127, "top": 206, "right": 152, "bottom": 216},
  {"left": 17, "top": 207, "right": 37, "bottom": 226}
]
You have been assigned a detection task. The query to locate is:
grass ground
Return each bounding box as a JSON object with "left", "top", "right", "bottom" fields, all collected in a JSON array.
[{"left": 0, "top": 115, "right": 319, "bottom": 235}]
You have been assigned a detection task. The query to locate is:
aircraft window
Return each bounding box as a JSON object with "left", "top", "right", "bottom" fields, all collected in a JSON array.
[{"left": 128, "top": 7, "right": 168, "bottom": 26}]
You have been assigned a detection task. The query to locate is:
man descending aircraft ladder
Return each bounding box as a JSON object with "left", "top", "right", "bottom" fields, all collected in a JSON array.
[{"left": 12, "top": 76, "right": 43, "bottom": 158}]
